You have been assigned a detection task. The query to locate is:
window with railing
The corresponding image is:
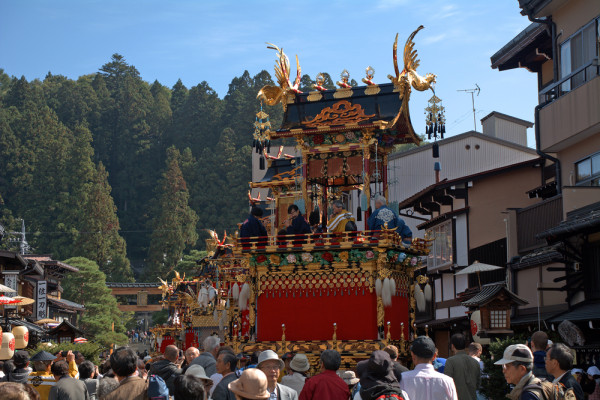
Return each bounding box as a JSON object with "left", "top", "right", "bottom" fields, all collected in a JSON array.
[
  {"left": 576, "top": 152, "right": 600, "bottom": 186},
  {"left": 426, "top": 220, "right": 453, "bottom": 271},
  {"left": 559, "top": 17, "right": 599, "bottom": 93}
]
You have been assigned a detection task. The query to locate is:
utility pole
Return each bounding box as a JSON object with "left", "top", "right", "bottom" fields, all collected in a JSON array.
[
  {"left": 8, "top": 219, "right": 31, "bottom": 255},
  {"left": 457, "top": 84, "right": 481, "bottom": 132}
]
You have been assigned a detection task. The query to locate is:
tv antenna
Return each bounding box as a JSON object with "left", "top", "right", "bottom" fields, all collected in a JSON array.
[{"left": 457, "top": 84, "right": 480, "bottom": 132}]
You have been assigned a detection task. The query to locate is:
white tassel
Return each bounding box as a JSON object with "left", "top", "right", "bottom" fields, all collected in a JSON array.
[
  {"left": 232, "top": 283, "right": 240, "bottom": 300},
  {"left": 239, "top": 283, "right": 250, "bottom": 311},
  {"left": 415, "top": 285, "right": 425, "bottom": 312},
  {"left": 390, "top": 278, "right": 397, "bottom": 296},
  {"left": 375, "top": 278, "right": 382, "bottom": 297},
  {"left": 424, "top": 283, "right": 432, "bottom": 302},
  {"left": 199, "top": 287, "right": 209, "bottom": 308},
  {"left": 382, "top": 278, "right": 392, "bottom": 307},
  {"left": 218, "top": 312, "right": 224, "bottom": 332},
  {"left": 213, "top": 309, "right": 218, "bottom": 321},
  {"left": 208, "top": 287, "right": 216, "bottom": 301}
]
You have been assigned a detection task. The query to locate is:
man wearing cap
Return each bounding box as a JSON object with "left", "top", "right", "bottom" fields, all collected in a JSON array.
[
  {"left": 299, "top": 349, "right": 347, "bottom": 400},
  {"left": 444, "top": 333, "right": 481, "bottom": 400},
  {"left": 28, "top": 350, "right": 57, "bottom": 400},
  {"left": 494, "top": 343, "right": 543, "bottom": 400},
  {"left": 257, "top": 350, "right": 298, "bottom": 400},
  {"left": 545, "top": 343, "right": 584, "bottom": 400},
  {"left": 587, "top": 366, "right": 600, "bottom": 400},
  {"left": 400, "top": 336, "right": 458, "bottom": 400},
  {"left": 281, "top": 354, "right": 310, "bottom": 395},
  {"left": 10, "top": 350, "right": 31, "bottom": 383}
]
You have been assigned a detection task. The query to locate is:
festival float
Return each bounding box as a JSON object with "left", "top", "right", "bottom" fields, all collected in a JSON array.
[{"left": 152, "top": 26, "right": 436, "bottom": 369}]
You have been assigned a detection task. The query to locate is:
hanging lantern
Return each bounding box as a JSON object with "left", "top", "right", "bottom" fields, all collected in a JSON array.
[
  {"left": 424, "top": 94, "right": 446, "bottom": 140},
  {"left": 12, "top": 326, "right": 29, "bottom": 349},
  {"left": 0, "top": 332, "right": 15, "bottom": 360},
  {"left": 252, "top": 102, "right": 272, "bottom": 155}
]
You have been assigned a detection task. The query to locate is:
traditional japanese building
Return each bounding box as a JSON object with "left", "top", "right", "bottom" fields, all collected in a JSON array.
[{"left": 491, "top": 0, "right": 600, "bottom": 357}]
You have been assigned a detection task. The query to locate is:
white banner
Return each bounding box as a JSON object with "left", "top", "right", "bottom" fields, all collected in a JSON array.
[
  {"left": 36, "top": 281, "right": 47, "bottom": 320},
  {"left": 4, "top": 273, "right": 18, "bottom": 309}
]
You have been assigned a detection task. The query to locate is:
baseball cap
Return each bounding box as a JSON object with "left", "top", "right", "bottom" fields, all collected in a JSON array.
[
  {"left": 13, "top": 350, "right": 30, "bottom": 367},
  {"left": 494, "top": 344, "right": 533, "bottom": 365},
  {"left": 410, "top": 336, "right": 436, "bottom": 359},
  {"left": 587, "top": 366, "right": 600, "bottom": 377}
]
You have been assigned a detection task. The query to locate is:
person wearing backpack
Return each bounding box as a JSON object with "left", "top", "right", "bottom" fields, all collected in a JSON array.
[
  {"left": 495, "top": 344, "right": 544, "bottom": 400},
  {"left": 545, "top": 343, "right": 584, "bottom": 400},
  {"left": 104, "top": 347, "right": 148, "bottom": 400}
]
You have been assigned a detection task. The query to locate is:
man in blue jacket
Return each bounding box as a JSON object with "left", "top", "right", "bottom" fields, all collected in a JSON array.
[
  {"left": 240, "top": 206, "right": 268, "bottom": 246},
  {"left": 367, "top": 195, "right": 412, "bottom": 244}
]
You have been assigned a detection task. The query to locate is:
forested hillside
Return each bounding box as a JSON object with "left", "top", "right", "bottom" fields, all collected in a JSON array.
[
  {"left": 0, "top": 54, "right": 350, "bottom": 281},
  {"left": 0, "top": 54, "right": 304, "bottom": 281}
]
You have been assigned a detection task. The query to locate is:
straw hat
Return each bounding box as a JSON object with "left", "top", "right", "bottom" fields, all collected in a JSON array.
[
  {"left": 228, "top": 369, "right": 270, "bottom": 400},
  {"left": 289, "top": 354, "right": 310, "bottom": 372}
]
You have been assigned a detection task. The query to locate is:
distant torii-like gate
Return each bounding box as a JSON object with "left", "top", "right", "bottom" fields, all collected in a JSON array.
[{"left": 106, "top": 282, "right": 163, "bottom": 331}]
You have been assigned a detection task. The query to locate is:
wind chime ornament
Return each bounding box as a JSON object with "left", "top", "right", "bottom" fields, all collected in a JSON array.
[
  {"left": 253, "top": 102, "right": 272, "bottom": 170},
  {"left": 425, "top": 94, "right": 446, "bottom": 140}
]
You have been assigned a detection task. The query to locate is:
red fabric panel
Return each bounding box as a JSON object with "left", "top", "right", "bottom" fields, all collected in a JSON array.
[
  {"left": 346, "top": 156, "right": 363, "bottom": 176},
  {"left": 384, "top": 295, "right": 410, "bottom": 340},
  {"left": 160, "top": 336, "right": 175, "bottom": 353},
  {"left": 184, "top": 330, "right": 197, "bottom": 350},
  {"left": 257, "top": 291, "right": 378, "bottom": 341}
]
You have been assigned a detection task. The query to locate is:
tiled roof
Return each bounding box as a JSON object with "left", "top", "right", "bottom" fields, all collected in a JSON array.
[
  {"left": 548, "top": 301, "right": 600, "bottom": 323},
  {"left": 462, "top": 283, "right": 528, "bottom": 307}
]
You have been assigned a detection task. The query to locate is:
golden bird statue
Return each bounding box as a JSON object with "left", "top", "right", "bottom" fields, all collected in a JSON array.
[
  {"left": 257, "top": 43, "right": 302, "bottom": 108},
  {"left": 388, "top": 26, "right": 436, "bottom": 96}
]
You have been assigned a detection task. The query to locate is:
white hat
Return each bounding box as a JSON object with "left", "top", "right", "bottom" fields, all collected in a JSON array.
[
  {"left": 340, "top": 370, "right": 359, "bottom": 385},
  {"left": 587, "top": 366, "right": 600, "bottom": 377},
  {"left": 494, "top": 344, "right": 533, "bottom": 365},
  {"left": 571, "top": 368, "right": 583, "bottom": 375},
  {"left": 257, "top": 350, "right": 285, "bottom": 370}
]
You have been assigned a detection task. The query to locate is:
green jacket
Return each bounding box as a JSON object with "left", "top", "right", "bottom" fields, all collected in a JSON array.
[{"left": 444, "top": 352, "right": 481, "bottom": 400}]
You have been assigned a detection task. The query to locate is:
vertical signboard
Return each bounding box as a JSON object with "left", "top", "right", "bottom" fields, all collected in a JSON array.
[
  {"left": 36, "top": 281, "right": 47, "bottom": 320},
  {"left": 3, "top": 272, "right": 18, "bottom": 309}
]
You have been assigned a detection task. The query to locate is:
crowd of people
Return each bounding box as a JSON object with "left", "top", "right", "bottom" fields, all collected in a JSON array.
[
  {"left": 0, "top": 330, "right": 598, "bottom": 400},
  {"left": 240, "top": 196, "right": 413, "bottom": 245}
]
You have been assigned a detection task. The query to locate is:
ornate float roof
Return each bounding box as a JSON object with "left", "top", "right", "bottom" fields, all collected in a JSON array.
[{"left": 271, "top": 84, "right": 419, "bottom": 145}]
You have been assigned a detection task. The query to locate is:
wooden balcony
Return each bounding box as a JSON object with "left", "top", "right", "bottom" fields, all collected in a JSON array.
[{"left": 516, "top": 195, "right": 563, "bottom": 253}]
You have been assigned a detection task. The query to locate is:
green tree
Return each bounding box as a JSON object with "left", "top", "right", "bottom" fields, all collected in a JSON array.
[
  {"left": 76, "top": 162, "right": 133, "bottom": 281},
  {"left": 147, "top": 147, "right": 199, "bottom": 279},
  {"left": 62, "top": 257, "right": 129, "bottom": 347},
  {"left": 175, "top": 249, "right": 208, "bottom": 278}
]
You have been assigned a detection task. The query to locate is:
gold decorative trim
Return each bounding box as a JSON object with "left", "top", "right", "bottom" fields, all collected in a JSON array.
[
  {"left": 303, "top": 100, "right": 375, "bottom": 128},
  {"left": 307, "top": 91, "right": 323, "bottom": 102},
  {"left": 364, "top": 85, "right": 381, "bottom": 96},
  {"left": 333, "top": 87, "right": 353, "bottom": 99}
]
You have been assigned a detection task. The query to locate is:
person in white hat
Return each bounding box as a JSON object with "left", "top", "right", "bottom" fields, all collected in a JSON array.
[
  {"left": 495, "top": 344, "right": 543, "bottom": 400},
  {"left": 257, "top": 350, "right": 298, "bottom": 400},
  {"left": 586, "top": 366, "right": 600, "bottom": 400},
  {"left": 281, "top": 354, "right": 310, "bottom": 395},
  {"left": 185, "top": 364, "right": 214, "bottom": 399}
]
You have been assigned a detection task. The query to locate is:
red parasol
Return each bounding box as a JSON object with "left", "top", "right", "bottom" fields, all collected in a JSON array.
[{"left": 0, "top": 295, "right": 21, "bottom": 305}]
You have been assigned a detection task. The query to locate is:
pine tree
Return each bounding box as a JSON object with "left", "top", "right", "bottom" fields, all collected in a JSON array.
[
  {"left": 77, "top": 162, "right": 133, "bottom": 282},
  {"left": 147, "top": 147, "right": 199, "bottom": 279},
  {"left": 62, "top": 257, "right": 129, "bottom": 347}
]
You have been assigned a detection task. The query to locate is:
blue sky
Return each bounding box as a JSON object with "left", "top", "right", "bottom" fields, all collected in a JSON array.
[{"left": 1, "top": 0, "right": 538, "bottom": 145}]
